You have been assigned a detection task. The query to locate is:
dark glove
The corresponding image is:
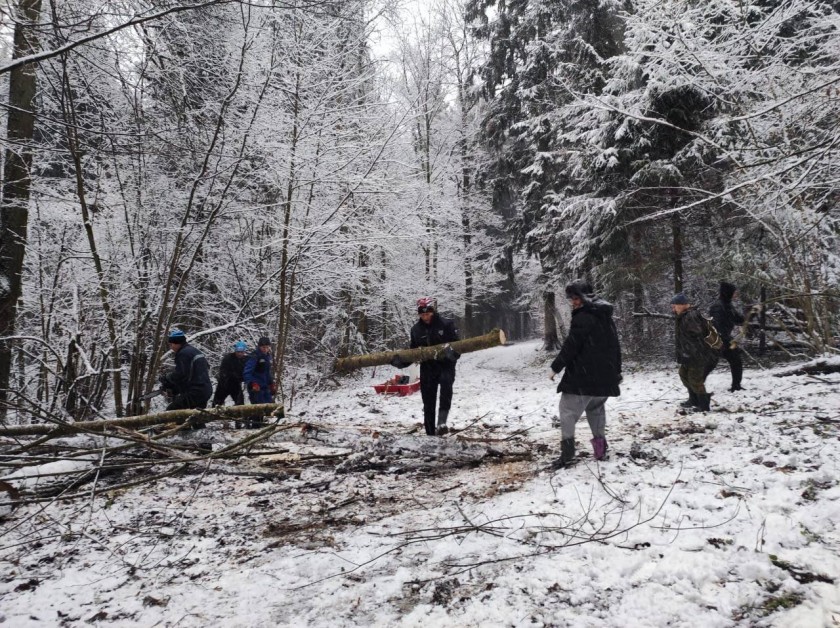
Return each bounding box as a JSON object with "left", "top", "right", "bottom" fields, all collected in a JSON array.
[
  {"left": 389, "top": 355, "right": 411, "bottom": 369},
  {"left": 250, "top": 382, "right": 261, "bottom": 392},
  {"left": 269, "top": 382, "right": 277, "bottom": 394},
  {"left": 443, "top": 345, "right": 460, "bottom": 363}
]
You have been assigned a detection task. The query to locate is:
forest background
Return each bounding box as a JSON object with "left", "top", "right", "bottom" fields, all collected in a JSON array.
[{"left": 1, "top": 0, "right": 838, "bottom": 425}]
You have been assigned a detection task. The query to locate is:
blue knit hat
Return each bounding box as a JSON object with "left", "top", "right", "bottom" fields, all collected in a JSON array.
[
  {"left": 234, "top": 341, "right": 247, "bottom": 352},
  {"left": 670, "top": 293, "right": 689, "bottom": 305},
  {"left": 167, "top": 328, "right": 187, "bottom": 344}
]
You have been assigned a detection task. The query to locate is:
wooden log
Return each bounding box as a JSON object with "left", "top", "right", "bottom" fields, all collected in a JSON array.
[
  {"left": 0, "top": 403, "right": 284, "bottom": 438},
  {"left": 333, "top": 328, "right": 507, "bottom": 373},
  {"left": 774, "top": 361, "right": 840, "bottom": 377}
]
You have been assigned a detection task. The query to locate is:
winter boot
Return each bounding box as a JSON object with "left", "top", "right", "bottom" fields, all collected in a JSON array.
[
  {"left": 551, "top": 438, "right": 576, "bottom": 469},
  {"left": 245, "top": 416, "right": 265, "bottom": 429},
  {"left": 695, "top": 393, "right": 711, "bottom": 412},
  {"left": 679, "top": 391, "right": 698, "bottom": 408},
  {"left": 591, "top": 436, "right": 608, "bottom": 461},
  {"left": 729, "top": 384, "right": 743, "bottom": 392},
  {"left": 436, "top": 409, "right": 449, "bottom": 436}
]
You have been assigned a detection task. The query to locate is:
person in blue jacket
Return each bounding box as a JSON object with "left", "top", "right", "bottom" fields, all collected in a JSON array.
[{"left": 243, "top": 336, "right": 276, "bottom": 405}]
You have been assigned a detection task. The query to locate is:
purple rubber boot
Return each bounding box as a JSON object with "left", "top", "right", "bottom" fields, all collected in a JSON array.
[{"left": 591, "top": 437, "right": 608, "bottom": 461}]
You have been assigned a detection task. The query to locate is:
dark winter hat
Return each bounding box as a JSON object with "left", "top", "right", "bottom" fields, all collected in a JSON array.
[
  {"left": 257, "top": 336, "right": 272, "bottom": 347},
  {"left": 564, "top": 280, "right": 594, "bottom": 300},
  {"left": 167, "top": 328, "right": 187, "bottom": 344},
  {"left": 719, "top": 282, "right": 737, "bottom": 302},
  {"left": 670, "top": 293, "right": 689, "bottom": 305}
]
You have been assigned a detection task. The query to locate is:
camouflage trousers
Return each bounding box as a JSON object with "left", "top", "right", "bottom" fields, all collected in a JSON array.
[{"left": 678, "top": 365, "right": 708, "bottom": 395}]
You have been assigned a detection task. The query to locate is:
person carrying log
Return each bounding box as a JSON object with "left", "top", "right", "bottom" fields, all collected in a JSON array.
[
  {"left": 159, "top": 328, "right": 213, "bottom": 427},
  {"left": 391, "top": 297, "right": 460, "bottom": 436},
  {"left": 213, "top": 340, "right": 248, "bottom": 407},
  {"left": 242, "top": 336, "right": 276, "bottom": 429}
]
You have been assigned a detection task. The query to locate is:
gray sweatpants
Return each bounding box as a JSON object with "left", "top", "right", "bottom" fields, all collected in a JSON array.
[{"left": 558, "top": 393, "right": 608, "bottom": 440}]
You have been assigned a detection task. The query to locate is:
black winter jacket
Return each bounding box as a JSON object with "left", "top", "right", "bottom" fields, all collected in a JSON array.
[
  {"left": 410, "top": 314, "right": 460, "bottom": 374},
  {"left": 675, "top": 308, "right": 719, "bottom": 366},
  {"left": 217, "top": 352, "right": 247, "bottom": 385},
  {"left": 550, "top": 298, "right": 622, "bottom": 397},
  {"left": 166, "top": 344, "right": 213, "bottom": 397},
  {"left": 709, "top": 299, "right": 745, "bottom": 344}
]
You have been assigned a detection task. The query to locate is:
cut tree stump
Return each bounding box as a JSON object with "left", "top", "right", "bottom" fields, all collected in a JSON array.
[
  {"left": 333, "top": 328, "right": 507, "bottom": 373},
  {"left": 0, "top": 403, "right": 284, "bottom": 438}
]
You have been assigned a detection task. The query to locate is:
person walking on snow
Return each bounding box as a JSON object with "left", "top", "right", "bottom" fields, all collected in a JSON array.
[
  {"left": 549, "top": 281, "right": 622, "bottom": 468},
  {"left": 672, "top": 293, "right": 718, "bottom": 412},
  {"left": 159, "top": 328, "right": 213, "bottom": 416},
  {"left": 392, "top": 297, "right": 460, "bottom": 436},
  {"left": 213, "top": 341, "right": 248, "bottom": 407},
  {"left": 708, "top": 282, "right": 746, "bottom": 392}
]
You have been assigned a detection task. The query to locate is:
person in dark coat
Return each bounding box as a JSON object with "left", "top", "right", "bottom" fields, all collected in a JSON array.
[
  {"left": 549, "top": 280, "right": 622, "bottom": 468},
  {"left": 213, "top": 341, "right": 248, "bottom": 407},
  {"left": 708, "top": 282, "right": 746, "bottom": 391},
  {"left": 393, "top": 296, "right": 459, "bottom": 436},
  {"left": 672, "top": 293, "right": 718, "bottom": 412},
  {"left": 160, "top": 328, "right": 213, "bottom": 415},
  {"left": 243, "top": 336, "right": 276, "bottom": 405}
]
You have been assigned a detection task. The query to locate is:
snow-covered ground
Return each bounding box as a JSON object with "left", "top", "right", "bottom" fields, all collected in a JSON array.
[{"left": 2, "top": 340, "right": 839, "bottom": 627}]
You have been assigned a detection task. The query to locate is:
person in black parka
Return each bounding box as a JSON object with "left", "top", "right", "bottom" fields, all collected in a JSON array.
[
  {"left": 549, "top": 281, "right": 622, "bottom": 468},
  {"left": 708, "top": 281, "right": 746, "bottom": 391},
  {"left": 160, "top": 328, "right": 213, "bottom": 417},
  {"left": 394, "top": 296, "right": 460, "bottom": 436},
  {"left": 213, "top": 341, "right": 248, "bottom": 407}
]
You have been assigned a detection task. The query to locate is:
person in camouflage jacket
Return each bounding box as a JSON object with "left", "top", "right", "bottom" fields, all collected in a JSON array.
[{"left": 672, "top": 293, "right": 719, "bottom": 412}]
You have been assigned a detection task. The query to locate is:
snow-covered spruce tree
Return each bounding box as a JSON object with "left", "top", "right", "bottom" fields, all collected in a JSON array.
[
  {"left": 466, "top": 0, "right": 630, "bottom": 349},
  {"left": 600, "top": 0, "right": 840, "bottom": 352}
]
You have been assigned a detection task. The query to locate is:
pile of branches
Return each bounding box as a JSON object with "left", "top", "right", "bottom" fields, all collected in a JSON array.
[{"left": 0, "top": 404, "right": 285, "bottom": 513}]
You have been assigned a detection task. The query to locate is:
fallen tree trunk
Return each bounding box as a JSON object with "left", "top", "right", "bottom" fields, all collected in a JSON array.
[
  {"left": 774, "top": 361, "right": 840, "bottom": 377},
  {"left": 0, "top": 403, "right": 284, "bottom": 438},
  {"left": 334, "top": 328, "right": 507, "bottom": 373}
]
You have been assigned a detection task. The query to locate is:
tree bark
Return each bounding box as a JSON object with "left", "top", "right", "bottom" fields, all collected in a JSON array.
[
  {"left": 0, "top": 403, "right": 284, "bottom": 438},
  {"left": 671, "top": 210, "right": 683, "bottom": 294},
  {"left": 0, "top": 0, "right": 42, "bottom": 421},
  {"left": 333, "top": 329, "right": 507, "bottom": 373},
  {"left": 542, "top": 291, "right": 560, "bottom": 350}
]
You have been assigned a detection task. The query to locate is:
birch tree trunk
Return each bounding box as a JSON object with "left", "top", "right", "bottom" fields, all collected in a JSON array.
[
  {"left": 334, "top": 328, "right": 506, "bottom": 372},
  {"left": 0, "top": 403, "right": 284, "bottom": 438}
]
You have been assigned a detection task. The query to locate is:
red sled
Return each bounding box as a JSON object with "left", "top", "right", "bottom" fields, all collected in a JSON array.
[{"left": 373, "top": 380, "right": 421, "bottom": 396}]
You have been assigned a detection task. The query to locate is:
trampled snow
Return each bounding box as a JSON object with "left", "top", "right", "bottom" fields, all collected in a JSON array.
[{"left": 1, "top": 341, "right": 838, "bottom": 626}]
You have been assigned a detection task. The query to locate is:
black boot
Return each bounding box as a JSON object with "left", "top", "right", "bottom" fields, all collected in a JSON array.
[
  {"left": 679, "top": 391, "right": 698, "bottom": 408},
  {"left": 551, "top": 438, "right": 576, "bottom": 469},
  {"left": 696, "top": 393, "right": 711, "bottom": 412},
  {"left": 436, "top": 409, "right": 449, "bottom": 436}
]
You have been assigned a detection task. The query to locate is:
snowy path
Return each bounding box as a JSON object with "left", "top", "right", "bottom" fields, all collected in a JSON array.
[{"left": 1, "top": 341, "right": 839, "bottom": 627}]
